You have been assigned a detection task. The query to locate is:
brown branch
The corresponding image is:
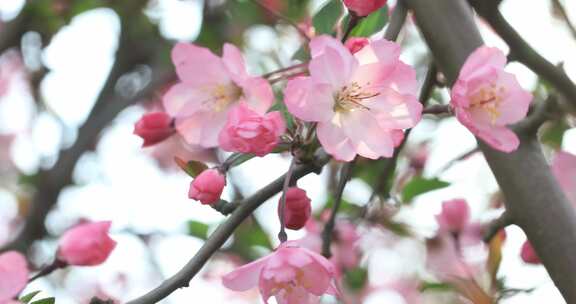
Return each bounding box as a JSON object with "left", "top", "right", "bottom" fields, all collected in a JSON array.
[
  {"left": 384, "top": 0, "right": 408, "bottom": 41},
  {"left": 551, "top": 0, "right": 576, "bottom": 41},
  {"left": 126, "top": 150, "right": 330, "bottom": 304},
  {"left": 406, "top": 0, "right": 576, "bottom": 301},
  {"left": 483, "top": 211, "right": 513, "bottom": 243}
]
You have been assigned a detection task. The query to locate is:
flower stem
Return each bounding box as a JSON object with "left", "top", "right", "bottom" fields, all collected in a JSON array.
[
  {"left": 28, "top": 259, "right": 67, "bottom": 283},
  {"left": 278, "top": 157, "right": 297, "bottom": 243}
]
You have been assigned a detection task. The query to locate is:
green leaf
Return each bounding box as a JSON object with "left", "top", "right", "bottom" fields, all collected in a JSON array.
[
  {"left": 350, "top": 6, "right": 389, "bottom": 37},
  {"left": 31, "top": 298, "right": 55, "bottom": 304},
  {"left": 344, "top": 267, "right": 368, "bottom": 290},
  {"left": 541, "top": 119, "right": 570, "bottom": 150},
  {"left": 188, "top": 221, "right": 210, "bottom": 240},
  {"left": 421, "top": 281, "right": 453, "bottom": 292},
  {"left": 20, "top": 291, "right": 41, "bottom": 304},
  {"left": 174, "top": 157, "right": 208, "bottom": 178},
  {"left": 401, "top": 177, "right": 450, "bottom": 202},
  {"left": 313, "top": 0, "right": 344, "bottom": 34}
]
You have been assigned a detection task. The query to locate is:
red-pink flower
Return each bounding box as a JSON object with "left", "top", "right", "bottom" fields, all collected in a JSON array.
[
  {"left": 551, "top": 151, "right": 576, "bottom": 204},
  {"left": 133, "top": 112, "right": 175, "bottom": 147},
  {"left": 163, "top": 43, "right": 273, "bottom": 148},
  {"left": 520, "top": 240, "right": 541, "bottom": 265},
  {"left": 344, "top": 37, "right": 369, "bottom": 54},
  {"left": 57, "top": 221, "right": 116, "bottom": 266},
  {"left": 343, "top": 0, "right": 387, "bottom": 16},
  {"left": 219, "top": 103, "right": 285, "bottom": 157},
  {"left": 435, "top": 199, "right": 470, "bottom": 233},
  {"left": 188, "top": 168, "right": 226, "bottom": 205},
  {"left": 222, "top": 242, "right": 340, "bottom": 304},
  {"left": 284, "top": 36, "right": 421, "bottom": 161},
  {"left": 278, "top": 187, "right": 312, "bottom": 230},
  {"left": 451, "top": 46, "right": 532, "bottom": 152},
  {"left": 0, "top": 251, "right": 28, "bottom": 303}
]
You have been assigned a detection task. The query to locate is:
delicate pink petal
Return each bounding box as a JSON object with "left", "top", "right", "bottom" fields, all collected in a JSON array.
[
  {"left": 222, "top": 256, "right": 271, "bottom": 291},
  {"left": 222, "top": 43, "right": 248, "bottom": 84},
  {"left": 354, "top": 39, "right": 400, "bottom": 67},
  {"left": 284, "top": 77, "right": 335, "bottom": 122},
  {"left": 162, "top": 83, "right": 211, "bottom": 116},
  {"left": 316, "top": 122, "right": 357, "bottom": 162},
  {"left": 552, "top": 151, "right": 576, "bottom": 204},
  {"left": 309, "top": 39, "right": 358, "bottom": 88},
  {"left": 476, "top": 126, "right": 520, "bottom": 153},
  {"left": 494, "top": 72, "right": 532, "bottom": 125},
  {"left": 240, "top": 77, "right": 274, "bottom": 114},
  {"left": 57, "top": 221, "right": 116, "bottom": 266},
  {"left": 365, "top": 89, "right": 422, "bottom": 130},
  {"left": 342, "top": 111, "right": 395, "bottom": 159},
  {"left": 176, "top": 110, "right": 228, "bottom": 147},
  {"left": 459, "top": 46, "right": 506, "bottom": 81},
  {"left": 171, "top": 43, "right": 229, "bottom": 86},
  {"left": 0, "top": 252, "right": 28, "bottom": 302}
]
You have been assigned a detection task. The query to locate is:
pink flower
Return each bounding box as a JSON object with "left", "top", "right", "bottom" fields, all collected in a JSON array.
[
  {"left": 451, "top": 46, "right": 532, "bottom": 152},
  {"left": 163, "top": 43, "right": 273, "bottom": 148},
  {"left": 284, "top": 36, "right": 422, "bottom": 161},
  {"left": 520, "top": 240, "right": 541, "bottom": 265},
  {"left": 345, "top": 37, "right": 369, "bottom": 54},
  {"left": 0, "top": 251, "right": 28, "bottom": 303},
  {"left": 278, "top": 187, "right": 312, "bottom": 230},
  {"left": 343, "top": 0, "right": 387, "bottom": 16},
  {"left": 188, "top": 168, "right": 226, "bottom": 205},
  {"left": 133, "top": 112, "right": 175, "bottom": 147},
  {"left": 58, "top": 221, "right": 116, "bottom": 266},
  {"left": 551, "top": 151, "right": 576, "bottom": 204},
  {"left": 435, "top": 199, "right": 470, "bottom": 233},
  {"left": 219, "top": 103, "right": 285, "bottom": 157},
  {"left": 222, "top": 242, "right": 340, "bottom": 304}
]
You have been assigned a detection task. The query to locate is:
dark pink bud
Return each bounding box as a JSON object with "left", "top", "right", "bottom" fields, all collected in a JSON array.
[
  {"left": 134, "top": 112, "right": 175, "bottom": 147},
  {"left": 436, "top": 199, "right": 470, "bottom": 233},
  {"left": 345, "top": 37, "right": 370, "bottom": 54},
  {"left": 279, "top": 187, "right": 312, "bottom": 230},
  {"left": 343, "top": 0, "right": 387, "bottom": 17},
  {"left": 57, "top": 221, "right": 117, "bottom": 266},
  {"left": 189, "top": 169, "right": 226, "bottom": 205},
  {"left": 520, "top": 240, "right": 541, "bottom": 265}
]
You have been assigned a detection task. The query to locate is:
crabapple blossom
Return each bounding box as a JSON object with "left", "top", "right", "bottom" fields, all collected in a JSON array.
[
  {"left": 278, "top": 187, "right": 312, "bottom": 230},
  {"left": 284, "top": 35, "right": 422, "bottom": 161},
  {"left": 222, "top": 242, "right": 340, "bottom": 304},
  {"left": 57, "top": 221, "right": 116, "bottom": 266},
  {"left": 163, "top": 43, "right": 273, "bottom": 147},
  {"left": 133, "top": 112, "right": 175, "bottom": 147},
  {"left": 219, "top": 103, "right": 286, "bottom": 157},
  {"left": 0, "top": 251, "right": 28, "bottom": 303},
  {"left": 343, "top": 0, "right": 387, "bottom": 17},
  {"left": 436, "top": 199, "right": 470, "bottom": 233},
  {"left": 451, "top": 46, "right": 532, "bottom": 152},
  {"left": 345, "top": 37, "right": 369, "bottom": 54},
  {"left": 188, "top": 168, "right": 226, "bottom": 205},
  {"left": 520, "top": 240, "right": 541, "bottom": 265}
]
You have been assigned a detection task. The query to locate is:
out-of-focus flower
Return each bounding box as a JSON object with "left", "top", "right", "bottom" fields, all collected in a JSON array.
[
  {"left": 133, "top": 112, "right": 175, "bottom": 147},
  {"left": 436, "top": 199, "right": 471, "bottom": 233},
  {"left": 284, "top": 35, "right": 421, "bottom": 161},
  {"left": 520, "top": 240, "right": 541, "bottom": 265},
  {"left": 219, "top": 103, "right": 285, "bottom": 157},
  {"left": 222, "top": 242, "right": 340, "bottom": 304},
  {"left": 451, "top": 46, "right": 532, "bottom": 152},
  {"left": 278, "top": 187, "right": 312, "bottom": 230},
  {"left": 188, "top": 168, "right": 226, "bottom": 205},
  {"left": 0, "top": 251, "right": 28, "bottom": 303},
  {"left": 551, "top": 150, "right": 576, "bottom": 204},
  {"left": 343, "top": 0, "right": 387, "bottom": 16},
  {"left": 163, "top": 43, "right": 273, "bottom": 147},
  {"left": 57, "top": 221, "right": 116, "bottom": 266}
]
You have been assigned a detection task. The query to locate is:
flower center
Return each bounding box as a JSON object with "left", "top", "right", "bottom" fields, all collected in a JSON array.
[
  {"left": 334, "top": 82, "right": 377, "bottom": 113},
  {"left": 469, "top": 83, "right": 506, "bottom": 124},
  {"left": 209, "top": 83, "right": 242, "bottom": 112}
]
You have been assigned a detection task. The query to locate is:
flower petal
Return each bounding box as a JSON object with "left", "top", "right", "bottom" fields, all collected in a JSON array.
[
  {"left": 171, "top": 43, "right": 229, "bottom": 86},
  {"left": 284, "top": 76, "right": 335, "bottom": 122},
  {"left": 222, "top": 255, "right": 271, "bottom": 291}
]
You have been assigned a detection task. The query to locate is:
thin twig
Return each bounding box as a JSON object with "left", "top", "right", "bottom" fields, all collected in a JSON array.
[
  {"left": 126, "top": 150, "right": 330, "bottom": 304},
  {"left": 435, "top": 147, "right": 480, "bottom": 175},
  {"left": 250, "top": 0, "right": 310, "bottom": 41},
  {"left": 422, "top": 104, "right": 452, "bottom": 115},
  {"left": 514, "top": 95, "right": 561, "bottom": 135},
  {"left": 278, "top": 158, "right": 297, "bottom": 243},
  {"left": 261, "top": 62, "right": 308, "bottom": 79},
  {"left": 342, "top": 12, "right": 360, "bottom": 42},
  {"left": 321, "top": 161, "right": 355, "bottom": 258},
  {"left": 483, "top": 211, "right": 513, "bottom": 243},
  {"left": 384, "top": 0, "right": 408, "bottom": 41},
  {"left": 28, "top": 259, "right": 67, "bottom": 283},
  {"left": 551, "top": 0, "right": 576, "bottom": 41}
]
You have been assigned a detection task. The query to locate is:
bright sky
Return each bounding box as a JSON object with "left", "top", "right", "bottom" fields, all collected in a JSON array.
[{"left": 0, "top": 0, "right": 575, "bottom": 303}]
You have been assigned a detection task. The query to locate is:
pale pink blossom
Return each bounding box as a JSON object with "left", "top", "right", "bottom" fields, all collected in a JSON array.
[
  {"left": 436, "top": 199, "right": 470, "bottom": 233},
  {"left": 133, "top": 112, "right": 175, "bottom": 147},
  {"left": 219, "top": 103, "right": 285, "bottom": 156},
  {"left": 343, "top": 0, "right": 387, "bottom": 16},
  {"left": 222, "top": 242, "right": 340, "bottom": 304},
  {"left": 451, "top": 46, "right": 532, "bottom": 152},
  {"left": 163, "top": 43, "right": 273, "bottom": 147},
  {"left": 57, "top": 221, "right": 117, "bottom": 266},
  {"left": 0, "top": 251, "right": 28, "bottom": 303},
  {"left": 284, "top": 36, "right": 421, "bottom": 161},
  {"left": 551, "top": 151, "right": 576, "bottom": 204},
  {"left": 278, "top": 187, "right": 312, "bottom": 230},
  {"left": 520, "top": 240, "right": 541, "bottom": 265},
  {"left": 188, "top": 168, "right": 226, "bottom": 205}
]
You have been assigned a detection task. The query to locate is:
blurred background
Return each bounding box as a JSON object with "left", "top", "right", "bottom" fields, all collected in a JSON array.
[{"left": 0, "top": 0, "right": 575, "bottom": 303}]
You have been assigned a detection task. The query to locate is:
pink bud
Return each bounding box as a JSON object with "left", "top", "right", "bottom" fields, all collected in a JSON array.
[
  {"left": 0, "top": 251, "right": 29, "bottom": 303},
  {"left": 520, "top": 240, "right": 541, "bottom": 265},
  {"left": 436, "top": 199, "right": 470, "bottom": 233},
  {"left": 345, "top": 37, "right": 369, "bottom": 54},
  {"left": 189, "top": 169, "right": 226, "bottom": 205},
  {"left": 343, "top": 0, "right": 387, "bottom": 17},
  {"left": 57, "top": 221, "right": 117, "bottom": 266},
  {"left": 278, "top": 187, "right": 312, "bottom": 230},
  {"left": 133, "top": 112, "right": 175, "bottom": 147}
]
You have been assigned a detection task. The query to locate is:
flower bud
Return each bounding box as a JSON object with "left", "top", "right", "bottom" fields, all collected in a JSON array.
[
  {"left": 189, "top": 169, "right": 226, "bottom": 205},
  {"left": 58, "top": 221, "right": 117, "bottom": 266},
  {"left": 278, "top": 187, "right": 311, "bottom": 230},
  {"left": 134, "top": 112, "right": 175, "bottom": 147},
  {"left": 343, "top": 0, "right": 387, "bottom": 17},
  {"left": 0, "top": 251, "right": 28, "bottom": 303},
  {"left": 520, "top": 240, "right": 541, "bottom": 264},
  {"left": 345, "top": 37, "right": 369, "bottom": 54},
  {"left": 436, "top": 199, "right": 470, "bottom": 233}
]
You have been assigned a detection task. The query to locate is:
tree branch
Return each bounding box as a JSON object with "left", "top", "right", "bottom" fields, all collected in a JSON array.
[
  {"left": 483, "top": 211, "right": 513, "bottom": 243},
  {"left": 406, "top": 0, "right": 576, "bottom": 301},
  {"left": 550, "top": 0, "right": 576, "bottom": 41},
  {"left": 384, "top": 0, "right": 408, "bottom": 41},
  {"left": 126, "top": 150, "right": 330, "bottom": 304}
]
